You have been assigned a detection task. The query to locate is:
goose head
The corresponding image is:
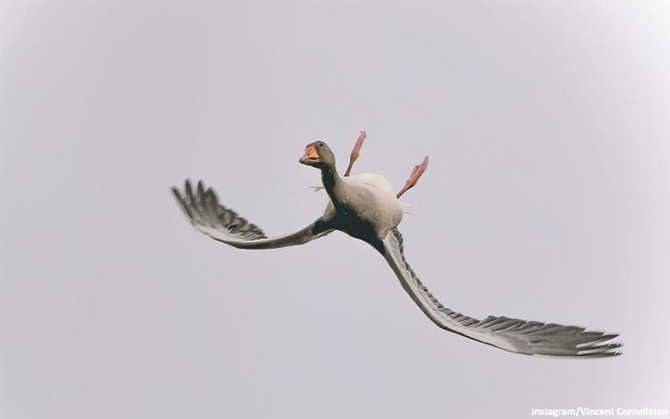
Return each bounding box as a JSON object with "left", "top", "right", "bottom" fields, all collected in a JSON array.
[{"left": 299, "top": 141, "right": 336, "bottom": 170}]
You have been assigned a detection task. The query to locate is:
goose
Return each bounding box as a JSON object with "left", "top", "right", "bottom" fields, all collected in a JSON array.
[{"left": 171, "top": 132, "right": 621, "bottom": 358}]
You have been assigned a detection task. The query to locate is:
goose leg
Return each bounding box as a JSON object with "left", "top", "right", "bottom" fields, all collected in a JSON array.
[
  {"left": 344, "top": 131, "right": 366, "bottom": 177},
  {"left": 397, "top": 156, "right": 429, "bottom": 198}
]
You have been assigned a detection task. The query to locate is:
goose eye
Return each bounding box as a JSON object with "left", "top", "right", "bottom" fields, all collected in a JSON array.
[{"left": 318, "top": 143, "right": 324, "bottom": 147}]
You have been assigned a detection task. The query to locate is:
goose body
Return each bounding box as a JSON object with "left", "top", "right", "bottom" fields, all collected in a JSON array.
[
  {"left": 172, "top": 139, "right": 622, "bottom": 358},
  {"left": 324, "top": 173, "right": 403, "bottom": 243}
]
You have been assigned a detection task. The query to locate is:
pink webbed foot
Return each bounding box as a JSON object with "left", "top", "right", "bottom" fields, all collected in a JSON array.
[
  {"left": 344, "top": 130, "right": 367, "bottom": 177},
  {"left": 397, "top": 156, "right": 429, "bottom": 198}
]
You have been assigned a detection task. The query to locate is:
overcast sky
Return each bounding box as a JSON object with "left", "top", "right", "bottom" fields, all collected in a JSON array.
[{"left": 1, "top": 1, "right": 669, "bottom": 418}]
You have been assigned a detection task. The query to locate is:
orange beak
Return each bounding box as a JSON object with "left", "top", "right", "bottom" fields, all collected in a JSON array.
[{"left": 299, "top": 145, "right": 320, "bottom": 165}]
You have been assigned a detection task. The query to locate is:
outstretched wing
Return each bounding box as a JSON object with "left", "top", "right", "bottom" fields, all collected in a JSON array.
[
  {"left": 381, "top": 228, "right": 622, "bottom": 357},
  {"left": 172, "top": 179, "right": 334, "bottom": 249}
]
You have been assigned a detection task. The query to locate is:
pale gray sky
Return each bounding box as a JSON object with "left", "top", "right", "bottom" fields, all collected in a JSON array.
[{"left": 1, "top": 1, "right": 669, "bottom": 418}]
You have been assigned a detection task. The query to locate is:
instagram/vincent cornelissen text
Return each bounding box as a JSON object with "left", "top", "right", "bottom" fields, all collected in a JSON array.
[{"left": 531, "top": 407, "right": 668, "bottom": 417}]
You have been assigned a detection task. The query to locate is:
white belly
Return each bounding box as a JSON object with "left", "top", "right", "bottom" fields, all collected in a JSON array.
[{"left": 342, "top": 173, "right": 403, "bottom": 233}]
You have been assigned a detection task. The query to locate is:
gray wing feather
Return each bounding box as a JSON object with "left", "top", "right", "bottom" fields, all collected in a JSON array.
[
  {"left": 172, "top": 179, "right": 333, "bottom": 249},
  {"left": 382, "top": 228, "right": 622, "bottom": 357}
]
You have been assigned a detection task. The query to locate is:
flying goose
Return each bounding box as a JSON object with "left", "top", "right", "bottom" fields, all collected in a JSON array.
[{"left": 172, "top": 132, "right": 621, "bottom": 358}]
